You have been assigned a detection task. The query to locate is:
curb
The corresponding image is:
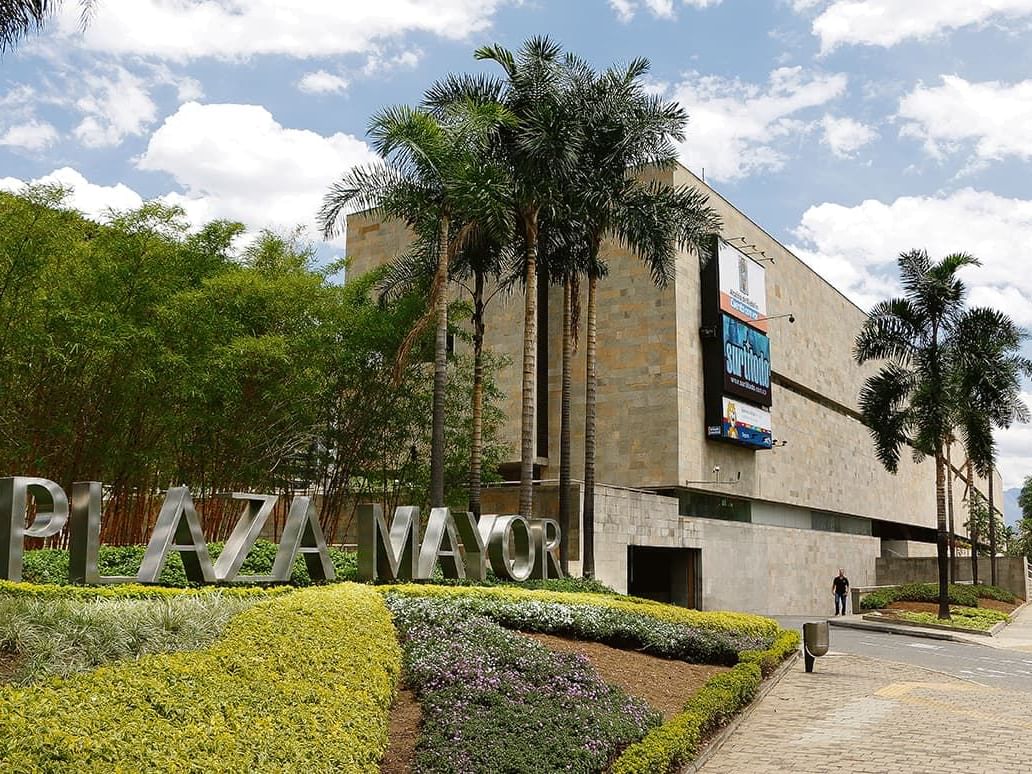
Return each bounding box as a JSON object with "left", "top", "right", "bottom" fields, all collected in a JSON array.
[
  {"left": 828, "top": 616, "right": 988, "bottom": 646},
  {"left": 679, "top": 651, "right": 800, "bottom": 774}
]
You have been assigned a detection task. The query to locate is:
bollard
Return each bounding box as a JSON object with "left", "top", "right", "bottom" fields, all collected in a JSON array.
[{"left": 802, "top": 621, "right": 829, "bottom": 673}]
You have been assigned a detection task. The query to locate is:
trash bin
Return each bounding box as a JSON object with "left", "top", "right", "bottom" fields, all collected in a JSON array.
[{"left": 802, "top": 621, "right": 829, "bottom": 673}]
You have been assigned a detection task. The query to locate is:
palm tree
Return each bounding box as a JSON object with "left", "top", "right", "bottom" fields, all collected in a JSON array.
[
  {"left": 468, "top": 36, "right": 585, "bottom": 519},
  {"left": 543, "top": 57, "right": 720, "bottom": 577},
  {"left": 1, "top": 0, "right": 93, "bottom": 52},
  {"left": 854, "top": 249, "right": 1023, "bottom": 618},
  {"left": 320, "top": 99, "right": 513, "bottom": 508},
  {"left": 953, "top": 307, "right": 1032, "bottom": 585}
]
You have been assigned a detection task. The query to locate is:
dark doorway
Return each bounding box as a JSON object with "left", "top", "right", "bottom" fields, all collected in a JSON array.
[{"left": 627, "top": 546, "right": 700, "bottom": 608}]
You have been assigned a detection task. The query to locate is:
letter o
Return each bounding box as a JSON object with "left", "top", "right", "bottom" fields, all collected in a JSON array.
[{"left": 487, "top": 515, "right": 536, "bottom": 582}]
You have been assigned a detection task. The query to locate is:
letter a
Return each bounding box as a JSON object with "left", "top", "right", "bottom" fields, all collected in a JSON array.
[
  {"left": 138, "top": 486, "right": 216, "bottom": 584},
  {"left": 417, "top": 508, "right": 465, "bottom": 579},
  {"left": 270, "top": 496, "right": 335, "bottom": 582}
]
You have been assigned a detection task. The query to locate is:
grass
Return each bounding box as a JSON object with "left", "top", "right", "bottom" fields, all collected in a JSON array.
[
  {"left": 886, "top": 605, "right": 1010, "bottom": 632},
  {"left": 0, "top": 592, "right": 257, "bottom": 685},
  {"left": 860, "top": 582, "right": 1016, "bottom": 610}
]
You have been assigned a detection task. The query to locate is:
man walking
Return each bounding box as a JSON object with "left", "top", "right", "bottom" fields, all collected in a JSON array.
[{"left": 832, "top": 569, "right": 850, "bottom": 616}]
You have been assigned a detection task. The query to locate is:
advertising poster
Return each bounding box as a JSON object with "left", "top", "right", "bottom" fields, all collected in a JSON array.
[
  {"left": 722, "top": 313, "right": 771, "bottom": 406},
  {"left": 715, "top": 396, "right": 772, "bottom": 449},
  {"left": 718, "top": 239, "right": 767, "bottom": 332}
]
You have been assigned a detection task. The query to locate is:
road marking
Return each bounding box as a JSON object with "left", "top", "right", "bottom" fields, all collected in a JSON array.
[{"left": 906, "top": 643, "right": 942, "bottom": 650}]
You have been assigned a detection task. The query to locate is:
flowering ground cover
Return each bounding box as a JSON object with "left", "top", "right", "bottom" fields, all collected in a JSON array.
[
  {"left": 388, "top": 595, "right": 661, "bottom": 773},
  {"left": 383, "top": 587, "right": 798, "bottom": 774}
]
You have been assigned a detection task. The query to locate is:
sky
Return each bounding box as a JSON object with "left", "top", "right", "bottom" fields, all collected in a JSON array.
[{"left": 1, "top": 0, "right": 1030, "bottom": 488}]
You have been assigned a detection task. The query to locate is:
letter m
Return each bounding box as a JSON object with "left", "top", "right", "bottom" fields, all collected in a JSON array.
[{"left": 357, "top": 505, "right": 420, "bottom": 581}]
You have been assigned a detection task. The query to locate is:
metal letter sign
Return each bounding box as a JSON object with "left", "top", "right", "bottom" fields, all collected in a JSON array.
[
  {"left": 0, "top": 475, "right": 566, "bottom": 586},
  {"left": 214, "top": 493, "right": 279, "bottom": 582},
  {"left": 358, "top": 504, "right": 420, "bottom": 582},
  {"left": 270, "top": 496, "right": 335, "bottom": 582},
  {"left": 138, "top": 486, "right": 216, "bottom": 583},
  {"left": 417, "top": 507, "right": 466, "bottom": 579},
  {"left": 1, "top": 477, "right": 68, "bottom": 581}
]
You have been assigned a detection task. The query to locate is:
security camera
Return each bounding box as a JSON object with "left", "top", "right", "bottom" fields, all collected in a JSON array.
[
  {"left": 788, "top": 314, "right": 796, "bottom": 324},
  {"left": 712, "top": 465, "right": 721, "bottom": 474}
]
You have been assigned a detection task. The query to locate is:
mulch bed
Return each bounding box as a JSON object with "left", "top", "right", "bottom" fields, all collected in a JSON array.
[
  {"left": 887, "top": 599, "right": 1017, "bottom": 615},
  {"left": 381, "top": 634, "right": 729, "bottom": 772},
  {"left": 522, "top": 632, "right": 728, "bottom": 721},
  {"left": 380, "top": 687, "right": 421, "bottom": 774}
]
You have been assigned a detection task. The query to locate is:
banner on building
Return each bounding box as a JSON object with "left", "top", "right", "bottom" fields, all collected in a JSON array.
[
  {"left": 700, "top": 236, "right": 774, "bottom": 451},
  {"left": 706, "top": 397, "right": 773, "bottom": 449},
  {"left": 722, "top": 313, "right": 771, "bottom": 406},
  {"left": 718, "top": 239, "right": 768, "bottom": 332}
]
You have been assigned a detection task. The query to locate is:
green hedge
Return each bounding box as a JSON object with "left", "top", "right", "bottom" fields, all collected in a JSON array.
[
  {"left": 0, "top": 583, "right": 400, "bottom": 772},
  {"left": 21, "top": 540, "right": 359, "bottom": 587},
  {"left": 611, "top": 628, "right": 800, "bottom": 773},
  {"left": 0, "top": 579, "right": 291, "bottom": 600},
  {"left": 860, "top": 582, "right": 1016, "bottom": 610}
]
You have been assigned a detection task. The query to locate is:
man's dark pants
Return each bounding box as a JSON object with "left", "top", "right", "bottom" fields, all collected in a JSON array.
[{"left": 835, "top": 591, "right": 848, "bottom": 615}]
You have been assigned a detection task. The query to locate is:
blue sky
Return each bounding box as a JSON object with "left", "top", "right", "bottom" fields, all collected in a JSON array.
[{"left": 1, "top": 0, "right": 1031, "bottom": 487}]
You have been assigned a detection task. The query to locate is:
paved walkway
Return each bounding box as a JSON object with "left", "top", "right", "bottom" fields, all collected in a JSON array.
[
  {"left": 700, "top": 653, "right": 1032, "bottom": 773},
  {"left": 995, "top": 599, "right": 1032, "bottom": 651},
  {"left": 829, "top": 597, "right": 1032, "bottom": 652}
]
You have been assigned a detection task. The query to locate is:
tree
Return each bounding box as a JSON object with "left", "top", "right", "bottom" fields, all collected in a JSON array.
[
  {"left": 469, "top": 36, "right": 585, "bottom": 518},
  {"left": 544, "top": 56, "right": 720, "bottom": 576},
  {"left": 854, "top": 250, "right": 1022, "bottom": 619},
  {"left": 953, "top": 307, "right": 1032, "bottom": 585},
  {"left": 320, "top": 99, "right": 513, "bottom": 508},
  {"left": 1, "top": 0, "right": 93, "bottom": 53},
  {"left": 1021, "top": 475, "right": 1032, "bottom": 519}
]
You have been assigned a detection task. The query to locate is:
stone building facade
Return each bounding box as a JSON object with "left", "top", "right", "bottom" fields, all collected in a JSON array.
[{"left": 346, "top": 163, "right": 1001, "bottom": 615}]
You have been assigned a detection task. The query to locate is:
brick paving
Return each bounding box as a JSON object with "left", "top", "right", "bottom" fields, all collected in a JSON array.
[{"left": 700, "top": 653, "right": 1032, "bottom": 773}]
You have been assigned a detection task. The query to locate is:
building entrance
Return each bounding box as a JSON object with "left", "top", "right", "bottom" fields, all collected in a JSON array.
[{"left": 627, "top": 546, "right": 700, "bottom": 608}]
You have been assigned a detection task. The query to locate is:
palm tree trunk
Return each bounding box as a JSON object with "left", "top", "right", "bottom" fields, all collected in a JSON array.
[
  {"left": 519, "top": 211, "right": 539, "bottom": 518},
  {"left": 582, "top": 271, "right": 598, "bottom": 579},
  {"left": 989, "top": 466, "right": 998, "bottom": 586},
  {"left": 468, "top": 270, "right": 486, "bottom": 520},
  {"left": 968, "top": 458, "right": 979, "bottom": 585},
  {"left": 430, "top": 216, "right": 450, "bottom": 508},
  {"left": 558, "top": 274, "right": 573, "bottom": 574},
  {"left": 935, "top": 448, "right": 950, "bottom": 619},
  {"left": 946, "top": 441, "right": 956, "bottom": 583}
]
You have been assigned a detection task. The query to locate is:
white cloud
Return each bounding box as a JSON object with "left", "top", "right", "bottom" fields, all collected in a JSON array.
[
  {"left": 899, "top": 76, "right": 1032, "bottom": 164},
  {"left": 790, "top": 189, "right": 1032, "bottom": 488},
  {"left": 137, "top": 102, "right": 377, "bottom": 239},
  {"left": 51, "top": 0, "right": 511, "bottom": 61},
  {"left": 361, "top": 49, "right": 422, "bottom": 77},
  {"left": 820, "top": 114, "right": 876, "bottom": 157},
  {"left": 789, "top": 188, "right": 1032, "bottom": 319},
  {"left": 997, "top": 392, "right": 1032, "bottom": 489},
  {"left": 810, "top": 0, "right": 1032, "bottom": 52},
  {"left": 73, "top": 67, "right": 157, "bottom": 148},
  {"left": 298, "top": 70, "right": 350, "bottom": 95},
  {"left": 0, "top": 167, "right": 143, "bottom": 220},
  {"left": 0, "top": 121, "right": 60, "bottom": 151},
  {"left": 610, "top": 0, "right": 721, "bottom": 21},
  {"left": 671, "top": 67, "right": 847, "bottom": 181}
]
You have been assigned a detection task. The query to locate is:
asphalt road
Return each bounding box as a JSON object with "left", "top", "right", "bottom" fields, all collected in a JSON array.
[{"left": 774, "top": 615, "right": 1032, "bottom": 694}]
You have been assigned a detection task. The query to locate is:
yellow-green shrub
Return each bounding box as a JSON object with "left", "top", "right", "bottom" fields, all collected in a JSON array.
[
  {"left": 0, "top": 579, "right": 292, "bottom": 601},
  {"left": 612, "top": 630, "right": 798, "bottom": 773},
  {"left": 382, "top": 583, "right": 779, "bottom": 639},
  {"left": 0, "top": 583, "right": 400, "bottom": 773}
]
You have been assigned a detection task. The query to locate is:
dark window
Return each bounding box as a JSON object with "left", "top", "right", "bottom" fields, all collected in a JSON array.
[{"left": 678, "top": 490, "right": 752, "bottom": 522}]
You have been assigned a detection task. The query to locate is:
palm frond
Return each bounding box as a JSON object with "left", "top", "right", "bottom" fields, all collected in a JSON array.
[{"left": 858, "top": 363, "right": 916, "bottom": 473}]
